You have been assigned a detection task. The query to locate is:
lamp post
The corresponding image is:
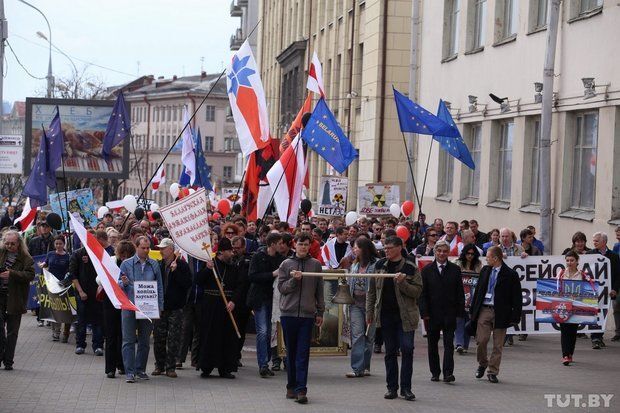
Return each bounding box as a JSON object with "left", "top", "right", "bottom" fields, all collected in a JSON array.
[
  {"left": 37, "top": 31, "right": 79, "bottom": 97},
  {"left": 17, "top": 0, "right": 53, "bottom": 97}
]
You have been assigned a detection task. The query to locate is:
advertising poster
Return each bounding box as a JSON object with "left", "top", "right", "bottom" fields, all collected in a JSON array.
[{"left": 0, "top": 135, "right": 23, "bottom": 174}]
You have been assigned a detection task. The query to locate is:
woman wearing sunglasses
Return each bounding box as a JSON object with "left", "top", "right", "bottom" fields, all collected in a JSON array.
[{"left": 454, "top": 244, "right": 482, "bottom": 354}]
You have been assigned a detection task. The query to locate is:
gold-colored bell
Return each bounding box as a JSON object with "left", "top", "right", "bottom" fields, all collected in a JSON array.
[{"left": 332, "top": 277, "right": 355, "bottom": 305}]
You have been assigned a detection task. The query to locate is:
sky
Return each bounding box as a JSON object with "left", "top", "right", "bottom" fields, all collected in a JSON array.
[{"left": 4, "top": 0, "right": 239, "bottom": 105}]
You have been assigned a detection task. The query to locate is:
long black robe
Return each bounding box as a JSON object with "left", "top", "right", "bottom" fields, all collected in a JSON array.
[{"left": 196, "top": 257, "right": 245, "bottom": 375}]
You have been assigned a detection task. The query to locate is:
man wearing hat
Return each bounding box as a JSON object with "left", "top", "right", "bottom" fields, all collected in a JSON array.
[
  {"left": 152, "top": 239, "right": 191, "bottom": 378},
  {"left": 28, "top": 221, "right": 54, "bottom": 257},
  {"left": 195, "top": 237, "right": 247, "bottom": 379}
]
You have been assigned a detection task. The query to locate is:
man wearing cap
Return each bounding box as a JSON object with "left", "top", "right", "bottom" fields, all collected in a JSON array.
[
  {"left": 152, "top": 238, "right": 191, "bottom": 378},
  {"left": 28, "top": 222, "right": 54, "bottom": 257}
]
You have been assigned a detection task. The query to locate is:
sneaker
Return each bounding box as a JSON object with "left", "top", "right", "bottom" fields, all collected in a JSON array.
[
  {"left": 455, "top": 345, "right": 464, "bottom": 354},
  {"left": 345, "top": 371, "right": 364, "bottom": 378},
  {"left": 52, "top": 333, "right": 60, "bottom": 342},
  {"left": 259, "top": 366, "right": 271, "bottom": 378},
  {"left": 106, "top": 372, "right": 115, "bottom": 378},
  {"left": 37, "top": 320, "right": 45, "bottom": 327},
  {"left": 295, "top": 392, "right": 308, "bottom": 404},
  {"left": 126, "top": 374, "right": 136, "bottom": 383},
  {"left": 136, "top": 372, "right": 149, "bottom": 380},
  {"left": 518, "top": 334, "right": 528, "bottom": 341},
  {"left": 94, "top": 348, "right": 104, "bottom": 356},
  {"left": 271, "top": 361, "right": 281, "bottom": 371},
  {"left": 364, "top": 369, "right": 371, "bottom": 376},
  {"left": 562, "top": 356, "right": 570, "bottom": 366},
  {"left": 268, "top": 368, "right": 275, "bottom": 377},
  {"left": 592, "top": 340, "right": 601, "bottom": 350},
  {"left": 75, "top": 347, "right": 85, "bottom": 355}
]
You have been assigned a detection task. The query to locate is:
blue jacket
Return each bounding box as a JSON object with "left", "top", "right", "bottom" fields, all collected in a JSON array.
[{"left": 119, "top": 255, "right": 164, "bottom": 311}]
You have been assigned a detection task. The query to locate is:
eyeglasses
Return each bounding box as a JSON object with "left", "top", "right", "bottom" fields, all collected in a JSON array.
[
  {"left": 427, "top": 234, "right": 437, "bottom": 237},
  {"left": 226, "top": 231, "right": 235, "bottom": 235}
]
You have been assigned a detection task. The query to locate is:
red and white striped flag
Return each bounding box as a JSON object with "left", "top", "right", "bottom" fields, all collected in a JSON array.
[
  {"left": 307, "top": 51, "right": 325, "bottom": 98},
  {"left": 266, "top": 135, "right": 307, "bottom": 227},
  {"left": 69, "top": 214, "right": 143, "bottom": 314},
  {"left": 321, "top": 237, "right": 352, "bottom": 269},
  {"left": 440, "top": 234, "right": 463, "bottom": 256},
  {"left": 14, "top": 198, "right": 38, "bottom": 233},
  {"left": 152, "top": 165, "right": 166, "bottom": 194}
]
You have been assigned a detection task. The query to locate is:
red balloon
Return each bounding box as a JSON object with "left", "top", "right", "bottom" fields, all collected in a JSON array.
[
  {"left": 401, "top": 200, "right": 414, "bottom": 217},
  {"left": 178, "top": 188, "right": 190, "bottom": 199},
  {"left": 211, "top": 212, "right": 221, "bottom": 221},
  {"left": 217, "top": 199, "right": 231, "bottom": 216},
  {"left": 396, "top": 225, "right": 410, "bottom": 242}
]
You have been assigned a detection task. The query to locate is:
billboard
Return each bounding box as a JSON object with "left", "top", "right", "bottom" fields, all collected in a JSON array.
[
  {"left": 0, "top": 135, "right": 23, "bottom": 174},
  {"left": 25, "top": 98, "right": 130, "bottom": 179}
]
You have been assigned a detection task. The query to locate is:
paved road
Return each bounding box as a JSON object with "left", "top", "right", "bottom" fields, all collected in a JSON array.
[{"left": 0, "top": 315, "right": 618, "bottom": 413}]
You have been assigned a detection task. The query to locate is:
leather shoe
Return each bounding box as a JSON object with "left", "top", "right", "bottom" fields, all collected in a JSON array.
[
  {"left": 443, "top": 375, "right": 455, "bottom": 383},
  {"left": 475, "top": 365, "right": 486, "bottom": 378},
  {"left": 106, "top": 372, "right": 115, "bottom": 379},
  {"left": 219, "top": 372, "right": 235, "bottom": 379},
  {"left": 384, "top": 390, "right": 398, "bottom": 399},
  {"left": 487, "top": 373, "right": 499, "bottom": 383},
  {"left": 286, "top": 389, "right": 297, "bottom": 399},
  {"left": 166, "top": 370, "right": 178, "bottom": 378},
  {"left": 430, "top": 375, "right": 440, "bottom": 382},
  {"left": 295, "top": 392, "right": 308, "bottom": 404},
  {"left": 151, "top": 368, "right": 162, "bottom": 376},
  {"left": 400, "top": 390, "right": 416, "bottom": 401}
]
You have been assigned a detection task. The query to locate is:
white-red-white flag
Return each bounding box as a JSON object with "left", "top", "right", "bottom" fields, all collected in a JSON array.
[
  {"left": 266, "top": 135, "right": 307, "bottom": 227},
  {"left": 306, "top": 51, "right": 325, "bottom": 98},
  {"left": 69, "top": 214, "right": 143, "bottom": 314},
  {"left": 14, "top": 198, "right": 38, "bottom": 233},
  {"left": 321, "top": 237, "right": 352, "bottom": 269},
  {"left": 152, "top": 165, "right": 166, "bottom": 194}
]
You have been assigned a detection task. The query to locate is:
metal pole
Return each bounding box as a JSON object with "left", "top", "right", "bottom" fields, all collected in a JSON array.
[
  {"left": 0, "top": 0, "right": 6, "bottom": 133},
  {"left": 540, "top": 0, "right": 561, "bottom": 253},
  {"left": 406, "top": 0, "right": 421, "bottom": 204}
]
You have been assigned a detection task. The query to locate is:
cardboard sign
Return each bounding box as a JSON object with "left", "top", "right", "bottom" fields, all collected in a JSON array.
[
  {"left": 318, "top": 176, "right": 347, "bottom": 216},
  {"left": 134, "top": 281, "right": 160, "bottom": 320},
  {"left": 357, "top": 183, "right": 400, "bottom": 216}
]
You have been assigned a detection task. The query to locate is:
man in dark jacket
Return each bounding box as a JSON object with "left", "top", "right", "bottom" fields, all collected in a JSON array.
[
  {"left": 470, "top": 246, "right": 522, "bottom": 383},
  {"left": 28, "top": 222, "right": 54, "bottom": 256},
  {"left": 247, "top": 232, "right": 284, "bottom": 377},
  {"left": 0, "top": 230, "right": 35, "bottom": 370},
  {"left": 0, "top": 206, "right": 18, "bottom": 230},
  {"left": 419, "top": 240, "right": 464, "bottom": 383},
  {"left": 232, "top": 236, "right": 252, "bottom": 367},
  {"left": 152, "top": 238, "right": 192, "bottom": 378}
]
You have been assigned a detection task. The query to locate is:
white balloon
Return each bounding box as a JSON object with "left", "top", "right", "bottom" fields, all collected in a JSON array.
[
  {"left": 150, "top": 203, "right": 160, "bottom": 212},
  {"left": 345, "top": 211, "right": 358, "bottom": 226},
  {"left": 389, "top": 203, "right": 400, "bottom": 218},
  {"left": 97, "top": 206, "right": 109, "bottom": 219},
  {"left": 169, "top": 183, "right": 180, "bottom": 199},
  {"left": 123, "top": 194, "right": 137, "bottom": 213},
  {"left": 188, "top": 188, "right": 196, "bottom": 195}
]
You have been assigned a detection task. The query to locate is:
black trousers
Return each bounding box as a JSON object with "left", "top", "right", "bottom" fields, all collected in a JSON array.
[
  {"left": 427, "top": 326, "right": 455, "bottom": 377},
  {"left": 102, "top": 305, "right": 123, "bottom": 374},
  {"left": 560, "top": 324, "right": 579, "bottom": 357},
  {"left": 0, "top": 293, "right": 22, "bottom": 368}
]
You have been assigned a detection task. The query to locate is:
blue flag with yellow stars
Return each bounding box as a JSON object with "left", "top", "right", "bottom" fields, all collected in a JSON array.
[
  {"left": 301, "top": 98, "right": 358, "bottom": 174},
  {"left": 393, "top": 86, "right": 459, "bottom": 137},
  {"left": 434, "top": 99, "right": 475, "bottom": 170},
  {"left": 102, "top": 91, "right": 130, "bottom": 161}
]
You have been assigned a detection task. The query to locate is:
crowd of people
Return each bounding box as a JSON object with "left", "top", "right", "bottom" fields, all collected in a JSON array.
[{"left": 0, "top": 204, "right": 619, "bottom": 404}]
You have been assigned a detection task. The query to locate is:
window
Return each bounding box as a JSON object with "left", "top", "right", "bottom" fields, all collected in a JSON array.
[
  {"left": 154, "top": 107, "right": 159, "bottom": 122},
  {"left": 224, "top": 137, "right": 240, "bottom": 152},
  {"left": 173, "top": 106, "right": 178, "bottom": 121},
  {"left": 463, "top": 124, "right": 482, "bottom": 199},
  {"left": 497, "top": 122, "right": 514, "bottom": 202},
  {"left": 205, "top": 105, "right": 216, "bottom": 122},
  {"left": 532, "top": 0, "right": 548, "bottom": 29},
  {"left": 438, "top": 150, "right": 455, "bottom": 198},
  {"left": 529, "top": 119, "right": 542, "bottom": 205},
  {"left": 223, "top": 166, "right": 233, "bottom": 181},
  {"left": 570, "top": 112, "right": 598, "bottom": 210},
  {"left": 444, "top": 0, "right": 461, "bottom": 58},
  {"left": 472, "top": 0, "right": 487, "bottom": 49},
  {"left": 204, "top": 136, "right": 214, "bottom": 152},
  {"left": 496, "top": 0, "right": 518, "bottom": 41},
  {"left": 580, "top": 0, "right": 602, "bottom": 14}
]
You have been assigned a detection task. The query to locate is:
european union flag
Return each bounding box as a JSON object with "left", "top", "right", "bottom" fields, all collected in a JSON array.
[
  {"left": 393, "top": 87, "right": 459, "bottom": 137},
  {"left": 434, "top": 100, "right": 475, "bottom": 170},
  {"left": 301, "top": 98, "right": 358, "bottom": 174},
  {"left": 194, "top": 128, "right": 213, "bottom": 191},
  {"left": 47, "top": 107, "right": 64, "bottom": 172},
  {"left": 23, "top": 129, "right": 52, "bottom": 207},
  {"left": 102, "top": 91, "right": 130, "bottom": 161}
]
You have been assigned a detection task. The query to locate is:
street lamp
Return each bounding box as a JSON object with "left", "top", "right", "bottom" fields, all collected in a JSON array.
[
  {"left": 37, "top": 31, "right": 79, "bottom": 97},
  {"left": 17, "top": 0, "right": 54, "bottom": 97}
]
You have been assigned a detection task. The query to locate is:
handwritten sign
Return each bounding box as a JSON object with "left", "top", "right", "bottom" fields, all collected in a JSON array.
[
  {"left": 318, "top": 176, "right": 347, "bottom": 216},
  {"left": 357, "top": 183, "right": 400, "bottom": 216},
  {"left": 135, "top": 281, "right": 160, "bottom": 320}
]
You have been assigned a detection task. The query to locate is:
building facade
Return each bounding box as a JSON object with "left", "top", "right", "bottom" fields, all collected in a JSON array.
[
  {"left": 230, "top": 0, "right": 259, "bottom": 51},
  {"left": 122, "top": 73, "right": 240, "bottom": 206},
  {"left": 1, "top": 101, "right": 25, "bottom": 137},
  {"left": 414, "top": 0, "right": 619, "bottom": 252},
  {"left": 257, "top": 0, "right": 415, "bottom": 205}
]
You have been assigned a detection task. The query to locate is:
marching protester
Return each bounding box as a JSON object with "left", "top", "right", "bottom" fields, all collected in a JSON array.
[
  {"left": 119, "top": 236, "right": 164, "bottom": 383},
  {"left": 415, "top": 228, "right": 438, "bottom": 257},
  {"left": 470, "top": 246, "right": 522, "bottom": 383},
  {"left": 420, "top": 240, "right": 464, "bottom": 383},
  {"left": 439, "top": 221, "right": 461, "bottom": 256},
  {"left": 0, "top": 205, "right": 18, "bottom": 230},
  {"left": 519, "top": 228, "right": 542, "bottom": 256},
  {"left": 0, "top": 230, "right": 35, "bottom": 370},
  {"left": 455, "top": 243, "right": 483, "bottom": 354},
  {"left": 247, "top": 232, "right": 284, "bottom": 378},
  {"left": 482, "top": 228, "right": 500, "bottom": 255},
  {"left": 43, "top": 235, "right": 71, "bottom": 342},
  {"left": 29, "top": 221, "right": 55, "bottom": 326},
  {"left": 70, "top": 230, "right": 112, "bottom": 356},
  {"left": 278, "top": 233, "right": 324, "bottom": 404},
  {"left": 196, "top": 237, "right": 245, "bottom": 379},
  {"left": 152, "top": 238, "right": 191, "bottom": 378},
  {"left": 366, "top": 236, "right": 422, "bottom": 401},
  {"left": 562, "top": 231, "right": 590, "bottom": 255},
  {"left": 345, "top": 237, "right": 378, "bottom": 378},
  {"left": 469, "top": 220, "right": 488, "bottom": 249},
  {"left": 178, "top": 256, "right": 206, "bottom": 369}
]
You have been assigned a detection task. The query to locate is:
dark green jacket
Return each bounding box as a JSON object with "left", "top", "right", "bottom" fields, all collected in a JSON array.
[{"left": 0, "top": 248, "right": 35, "bottom": 314}]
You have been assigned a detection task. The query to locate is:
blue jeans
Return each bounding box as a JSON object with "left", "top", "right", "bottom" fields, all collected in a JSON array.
[
  {"left": 455, "top": 315, "right": 471, "bottom": 350},
  {"left": 350, "top": 305, "right": 374, "bottom": 374},
  {"left": 253, "top": 303, "right": 272, "bottom": 369},
  {"left": 280, "top": 316, "right": 314, "bottom": 394},
  {"left": 381, "top": 311, "right": 415, "bottom": 392},
  {"left": 76, "top": 297, "right": 103, "bottom": 350},
  {"left": 121, "top": 310, "right": 153, "bottom": 375}
]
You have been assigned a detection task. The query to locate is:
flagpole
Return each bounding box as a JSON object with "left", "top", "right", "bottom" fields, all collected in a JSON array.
[
  {"left": 229, "top": 167, "right": 247, "bottom": 219},
  {"left": 42, "top": 123, "right": 69, "bottom": 245},
  {"left": 121, "top": 20, "right": 262, "bottom": 231},
  {"left": 400, "top": 131, "right": 421, "bottom": 212},
  {"left": 130, "top": 133, "right": 144, "bottom": 196},
  {"left": 419, "top": 139, "right": 434, "bottom": 214}
]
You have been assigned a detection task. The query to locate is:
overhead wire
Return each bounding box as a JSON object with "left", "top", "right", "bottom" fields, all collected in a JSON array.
[{"left": 5, "top": 40, "right": 46, "bottom": 80}]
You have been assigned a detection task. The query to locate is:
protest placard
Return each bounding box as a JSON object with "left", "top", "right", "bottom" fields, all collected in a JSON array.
[
  {"left": 134, "top": 281, "right": 160, "bottom": 320},
  {"left": 318, "top": 176, "right": 347, "bottom": 216}
]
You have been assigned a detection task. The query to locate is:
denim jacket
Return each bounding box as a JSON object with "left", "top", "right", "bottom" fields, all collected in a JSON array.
[
  {"left": 119, "top": 255, "right": 164, "bottom": 311},
  {"left": 349, "top": 259, "right": 377, "bottom": 295}
]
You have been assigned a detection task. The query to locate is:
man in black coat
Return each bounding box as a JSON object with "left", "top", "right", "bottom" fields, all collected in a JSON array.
[
  {"left": 470, "top": 245, "right": 522, "bottom": 383},
  {"left": 247, "top": 232, "right": 284, "bottom": 377},
  {"left": 419, "top": 240, "right": 464, "bottom": 383}
]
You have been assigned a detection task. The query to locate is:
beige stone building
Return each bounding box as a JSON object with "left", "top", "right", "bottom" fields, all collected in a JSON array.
[
  {"left": 121, "top": 73, "right": 240, "bottom": 206},
  {"left": 257, "top": 0, "right": 415, "bottom": 204},
  {"left": 414, "top": 0, "right": 619, "bottom": 252}
]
